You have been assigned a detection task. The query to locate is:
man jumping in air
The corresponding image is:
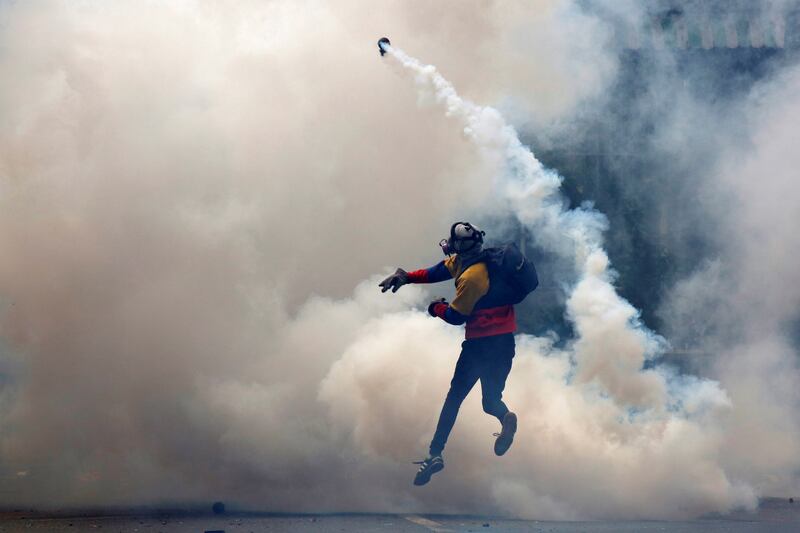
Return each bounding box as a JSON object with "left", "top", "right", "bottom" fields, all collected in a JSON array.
[{"left": 380, "top": 222, "right": 535, "bottom": 486}]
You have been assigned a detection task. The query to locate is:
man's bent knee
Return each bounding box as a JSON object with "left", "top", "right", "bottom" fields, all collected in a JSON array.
[{"left": 482, "top": 398, "right": 505, "bottom": 416}]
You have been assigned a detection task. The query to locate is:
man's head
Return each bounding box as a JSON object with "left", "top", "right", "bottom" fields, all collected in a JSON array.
[{"left": 439, "top": 221, "right": 485, "bottom": 257}]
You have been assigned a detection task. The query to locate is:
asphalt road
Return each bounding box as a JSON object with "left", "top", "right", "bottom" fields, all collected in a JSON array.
[{"left": 0, "top": 499, "right": 796, "bottom": 532}]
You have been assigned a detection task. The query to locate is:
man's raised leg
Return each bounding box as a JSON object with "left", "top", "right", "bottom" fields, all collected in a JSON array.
[{"left": 477, "top": 334, "right": 516, "bottom": 456}]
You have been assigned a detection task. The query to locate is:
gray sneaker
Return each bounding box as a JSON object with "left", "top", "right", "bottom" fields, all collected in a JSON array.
[
  {"left": 494, "top": 412, "right": 517, "bottom": 456},
  {"left": 413, "top": 455, "right": 444, "bottom": 486}
]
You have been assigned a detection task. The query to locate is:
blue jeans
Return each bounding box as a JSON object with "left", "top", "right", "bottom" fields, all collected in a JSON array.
[{"left": 429, "top": 333, "right": 515, "bottom": 456}]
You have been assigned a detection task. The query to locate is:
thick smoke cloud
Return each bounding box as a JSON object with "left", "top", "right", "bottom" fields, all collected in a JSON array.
[
  {"left": 0, "top": 0, "right": 618, "bottom": 513},
  {"left": 659, "top": 62, "right": 800, "bottom": 498},
  {"left": 0, "top": 0, "right": 798, "bottom": 521}
]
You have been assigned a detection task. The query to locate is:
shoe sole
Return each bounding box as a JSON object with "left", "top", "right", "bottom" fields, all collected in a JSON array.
[
  {"left": 413, "top": 461, "right": 444, "bottom": 486},
  {"left": 494, "top": 412, "right": 517, "bottom": 456}
]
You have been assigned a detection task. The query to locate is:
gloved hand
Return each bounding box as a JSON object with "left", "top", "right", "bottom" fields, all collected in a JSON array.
[
  {"left": 379, "top": 268, "right": 410, "bottom": 293},
  {"left": 427, "top": 298, "right": 447, "bottom": 317}
]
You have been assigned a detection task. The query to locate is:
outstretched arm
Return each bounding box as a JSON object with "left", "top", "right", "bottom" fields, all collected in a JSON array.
[
  {"left": 406, "top": 261, "right": 452, "bottom": 284},
  {"left": 379, "top": 261, "right": 453, "bottom": 293}
]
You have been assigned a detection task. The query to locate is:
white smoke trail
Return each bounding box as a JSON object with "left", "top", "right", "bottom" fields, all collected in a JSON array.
[{"left": 386, "top": 44, "right": 667, "bottom": 408}]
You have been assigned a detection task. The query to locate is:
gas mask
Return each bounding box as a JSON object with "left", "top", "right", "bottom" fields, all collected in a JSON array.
[{"left": 439, "top": 222, "right": 485, "bottom": 256}]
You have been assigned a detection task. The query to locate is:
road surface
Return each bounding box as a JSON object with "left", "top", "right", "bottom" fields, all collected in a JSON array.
[{"left": 0, "top": 499, "right": 796, "bottom": 532}]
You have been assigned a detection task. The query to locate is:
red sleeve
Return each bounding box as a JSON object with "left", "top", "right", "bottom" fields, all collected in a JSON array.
[
  {"left": 432, "top": 302, "right": 448, "bottom": 319},
  {"left": 407, "top": 261, "right": 452, "bottom": 284},
  {"left": 407, "top": 269, "right": 429, "bottom": 283}
]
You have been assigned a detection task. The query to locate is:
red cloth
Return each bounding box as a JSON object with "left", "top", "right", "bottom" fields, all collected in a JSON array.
[
  {"left": 406, "top": 269, "right": 429, "bottom": 283},
  {"left": 465, "top": 305, "right": 516, "bottom": 339}
]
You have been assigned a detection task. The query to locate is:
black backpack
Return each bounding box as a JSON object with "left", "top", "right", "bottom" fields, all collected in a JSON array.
[
  {"left": 485, "top": 243, "right": 539, "bottom": 305},
  {"left": 460, "top": 243, "right": 538, "bottom": 306}
]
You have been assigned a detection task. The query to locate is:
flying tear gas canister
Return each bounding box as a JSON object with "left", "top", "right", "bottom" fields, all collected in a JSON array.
[{"left": 378, "top": 37, "right": 391, "bottom": 56}]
